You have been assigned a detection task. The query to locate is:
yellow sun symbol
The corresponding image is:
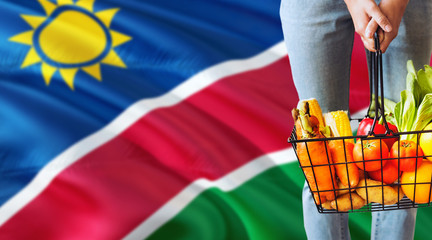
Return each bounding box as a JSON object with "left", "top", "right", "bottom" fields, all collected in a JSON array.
[{"left": 9, "top": 0, "right": 131, "bottom": 89}]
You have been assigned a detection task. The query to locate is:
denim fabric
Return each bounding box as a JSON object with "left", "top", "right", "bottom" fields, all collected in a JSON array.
[
  {"left": 371, "top": 207, "right": 417, "bottom": 240},
  {"left": 281, "top": 0, "right": 432, "bottom": 239},
  {"left": 302, "top": 183, "right": 351, "bottom": 240},
  {"left": 280, "top": 0, "right": 432, "bottom": 109}
]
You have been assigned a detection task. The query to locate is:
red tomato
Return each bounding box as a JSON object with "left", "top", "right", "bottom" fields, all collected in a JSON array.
[
  {"left": 356, "top": 118, "right": 398, "bottom": 149},
  {"left": 357, "top": 118, "right": 386, "bottom": 137},
  {"left": 369, "top": 162, "right": 400, "bottom": 184},
  {"left": 390, "top": 140, "right": 424, "bottom": 172},
  {"left": 383, "top": 122, "right": 398, "bottom": 150},
  {"left": 353, "top": 139, "right": 389, "bottom": 171}
]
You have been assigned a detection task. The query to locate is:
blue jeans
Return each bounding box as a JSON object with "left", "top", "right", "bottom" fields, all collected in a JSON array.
[
  {"left": 280, "top": 0, "right": 432, "bottom": 239},
  {"left": 280, "top": 0, "right": 432, "bottom": 111}
]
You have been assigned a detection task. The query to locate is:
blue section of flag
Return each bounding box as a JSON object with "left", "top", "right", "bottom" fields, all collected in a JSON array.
[{"left": 0, "top": 0, "right": 283, "bottom": 206}]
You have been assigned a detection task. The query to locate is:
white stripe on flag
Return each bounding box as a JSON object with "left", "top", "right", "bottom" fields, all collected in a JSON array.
[
  {"left": 0, "top": 42, "right": 287, "bottom": 226},
  {"left": 124, "top": 147, "right": 297, "bottom": 240}
]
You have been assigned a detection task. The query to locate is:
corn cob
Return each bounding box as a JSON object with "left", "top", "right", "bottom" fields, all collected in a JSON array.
[
  {"left": 292, "top": 104, "right": 337, "bottom": 204},
  {"left": 297, "top": 98, "right": 325, "bottom": 128},
  {"left": 324, "top": 110, "right": 354, "bottom": 143}
]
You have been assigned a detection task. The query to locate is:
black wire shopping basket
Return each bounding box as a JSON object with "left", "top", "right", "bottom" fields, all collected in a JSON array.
[{"left": 288, "top": 34, "right": 432, "bottom": 213}]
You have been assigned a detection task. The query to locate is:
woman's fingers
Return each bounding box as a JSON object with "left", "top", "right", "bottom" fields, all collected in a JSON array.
[
  {"left": 367, "top": 3, "right": 392, "bottom": 33},
  {"left": 344, "top": 0, "right": 394, "bottom": 52},
  {"left": 379, "top": 35, "right": 392, "bottom": 53},
  {"left": 365, "top": 19, "right": 378, "bottom": 38},
  {"left": 362, "top": 22, "right": 385, "bottom": 52},
  {"left": 361, "top": 36, "right": 375, "bottom": 52}
]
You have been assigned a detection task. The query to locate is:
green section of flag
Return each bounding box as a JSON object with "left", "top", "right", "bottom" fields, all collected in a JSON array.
[
  {"left": 147, "top": 162, "right": 432, "bottom": 240},
  {"left": 148, "top": 162, "right": 306, "bottom": 239},
  {"left": 415, "top": 207, "right": 432, "bottom": 239}
]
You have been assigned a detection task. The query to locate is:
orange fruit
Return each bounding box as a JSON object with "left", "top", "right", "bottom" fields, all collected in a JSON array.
[
  {"left": 419, "top": 122, "right": 432, "bottom": 161},
  {"left": 401, "top": 161, "right": 432, "bottom": 204},
  {"left": 369, "top": 162, "right": 400, "bottom": 184}
]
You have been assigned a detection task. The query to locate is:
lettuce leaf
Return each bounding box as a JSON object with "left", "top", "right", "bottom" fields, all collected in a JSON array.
[
  {"left": 412, "top": 93, "right": 432, "bottom": 132},
  {"left": 399, "top": 90, "right": 417, "bottom": 139},
  {"left": 417, "top": 65, "right": 432, "bottom": 103},
  {"left": 406, "top": 60, "right": 416, "bottom": 77},
  {"left": 395, "top": 62, "right": 432, "bottom": 141},
  {"left": 406, "top": 72, "right": 421, "bottom": 106},
  {"left": 368, "top": 96, "right": 396, "bottom": 116},
  {"left": 394, "top": 101, "right": 402, "bottom": 129}
]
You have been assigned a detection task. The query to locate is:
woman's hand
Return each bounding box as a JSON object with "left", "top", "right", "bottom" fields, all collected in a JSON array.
[
  {"left": 364, "top": 0, "right": 409, "bottom": 53},
  {"left": 344, "top": 0, "right": 393, "bottom": 52}
]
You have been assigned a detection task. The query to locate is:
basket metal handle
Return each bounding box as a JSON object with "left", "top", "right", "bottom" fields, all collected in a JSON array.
[{"left": 365, "top": 32, "right": 396, "bottom": 137}]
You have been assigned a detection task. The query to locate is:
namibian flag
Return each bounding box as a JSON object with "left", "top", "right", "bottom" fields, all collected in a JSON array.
[{"left": 1, "top": 0, "right": 432, "bottom": 239}]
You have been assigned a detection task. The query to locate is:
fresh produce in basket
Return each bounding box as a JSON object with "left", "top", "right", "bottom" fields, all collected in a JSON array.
[
  {"left": 353, "top": 139, "right": 389, "bottom": 171},
  {"left": 324, "top": 110, "right": 360, "bottom": 188},
  {"left": 323, "top": 180, "right": 366, "bottom": 211},
  {"left": 321, "top": 200, "right": 333, "bottom": 210},
  {"left": 394, "top": 61, "right": 432, "bottom": 141},
  {"left": 289, "top": 62, "right": 432, "bottom": 212},
  {"left": 368, "top": 162, "right": 400, "bottom": 184},
  {"left": 297, "top": 98, "right": 325, "bottom": 129},
  {"left": 328, "top": 140, "right": 360, "bottom": 188},
  {"left": 324, "top": 110, "right": 354, "bottom": 143},
  {"left": 389, "top": 140, "right": 424, "bottom": 172},
  {"left": 357, "top": 117, "right": 384, "bottom": 136},
  {"left": 356, "top": 179, "right": 403, "bottom": 205},
  {"left": 292, "top": 101, "right": 337, "bottom": 204},
  {"left": 357, "top": 117, "right": 398, "bottom": 149},
  {"left": 401, "top": 161, "right": 432, "bottom": 204},
  {"left": 419, "top": 122, "right": 432, "bottom": 161},
  {"left": 336, "top": 181, "right": 357, "bottom": 196},
  {"left": 330, "top": 192, "right": 366, "bottom": 212},
  {"left": 294, "top": 100, "right": 321, "bottom": 140}
]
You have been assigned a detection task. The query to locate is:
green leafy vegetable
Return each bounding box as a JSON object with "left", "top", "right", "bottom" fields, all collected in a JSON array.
[
  {"left": 395, "top": 61, "right": 432, "bottom": 140},
  {"left": 367, "top": 96, "right": 397, "bottom": 125},
  {"left": 412, "top": 94, "right": 432, "bottom": 131}
]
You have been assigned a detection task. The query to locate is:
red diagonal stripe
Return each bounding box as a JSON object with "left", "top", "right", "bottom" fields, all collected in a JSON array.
[{"left": 0, "top": 57, "right": 298, "bottom": 239}]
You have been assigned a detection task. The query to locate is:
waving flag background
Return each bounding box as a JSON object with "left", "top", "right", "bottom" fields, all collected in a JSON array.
[{"left": 1, "top": 0, "right": 432, "bottom": 239}]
